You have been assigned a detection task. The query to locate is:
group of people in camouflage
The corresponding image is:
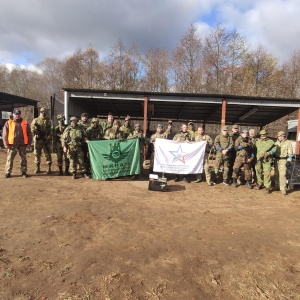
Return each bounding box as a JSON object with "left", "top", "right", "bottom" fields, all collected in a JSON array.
[
  {"left": 168, "top": 122, "right": 293, "bottom": 195},
  {"left": 2, "top": 108, "right": 295, "bottom": 195}
]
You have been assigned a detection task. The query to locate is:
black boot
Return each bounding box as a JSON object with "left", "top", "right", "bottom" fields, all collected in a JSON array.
[
  {"left": 46, "top": 164, "right": 52, "bottom": 174},
  {"left": 232, "top": 178, "right": 237, "bottom": 188},
  {"left": 246, "top": 181, "right": 252, "bottom": 189},
  {"left": 58, "top": 166, "right": 63, "bottom": 176},
  {"left": 64, "top": 166, "right": 70, "bottom": 176}
]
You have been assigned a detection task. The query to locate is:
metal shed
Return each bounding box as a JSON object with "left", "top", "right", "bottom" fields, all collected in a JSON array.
[{"left": 62, "top": 88, "right": 300, "bottom": 154}]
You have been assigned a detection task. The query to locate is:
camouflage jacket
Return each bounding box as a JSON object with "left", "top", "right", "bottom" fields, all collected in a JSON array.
[
  {"left": 119, "top": 124, "right": 132, "bottom": 138},
  {"left": 78, "top": 120, "right": 91, "bottom": 132},
  {"left": 31, "top": 117, "right": 52, "bottom": 141},
  {"left": 101, "top": 121, "right": 114, "bottom": 134},
  {"left": 194, "top": 134, "right": 213, "bottom": 152},
  {"left": 103, "top": 127, "right": 125, "bottom": 140},
  {"left": 150, "top": 131, "right": 169, "bottom": 143},
  {"left": 62, "top": 125, "right": 86, "bottom": 148},
  {"left": 86, "top": 126, "right": 103, "bottom": 141},
  {"left": 214, "top": 133, "right": 234, "bottom": 151},
  {"left": 187, "top": 129, "right": 195, "bottom": 140},
  {"left": 234, "top": 136, "right": 253, "bottom": 158},
  {"left": 54, "top": 123, "right": 67, "bottom": 144},
  {"left": 274, "top": 139, "right": 293, "bottom": 160},
  {"left": 173, "top": 131, "right": 191, "bottom": 142},
  {"left": 254, "top": 138, "right": 276, "bottom": 159}
]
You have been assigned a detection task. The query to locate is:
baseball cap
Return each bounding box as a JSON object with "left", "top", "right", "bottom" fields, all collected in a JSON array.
[
  {"left": 277, "top": 131, "right": 286, "bottom": 137},
  {"left": 222, "top": 125, "right": 228, "bottom": 131},
  {"left": 81, "top": 113, "right": 88, "bottom": 117},
  {"left": 259, "top": 129, "right": 267, "bottom": 135},
  {"left": 232, "top": 124, "right": 239, "bottom": 129},
  {"left": 13, "top": 108, "right": 21, "bottom": 115}
]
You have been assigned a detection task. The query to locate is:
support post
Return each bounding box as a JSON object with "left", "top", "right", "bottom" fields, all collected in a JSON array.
[
  {"left": 221, "top": 99, "right": 226, "bottom": 127},
  {"left": 295, "top": 108, "right": 300, "bottom": 155},
  {"left": 64, "top": 91, "right": 69, "bottom": 125},
  {"left": 143, "top": 96, "right": 148, "bottom": 161}
]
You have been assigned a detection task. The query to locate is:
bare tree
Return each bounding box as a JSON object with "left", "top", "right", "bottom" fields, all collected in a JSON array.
[
  {"left": 141, "top": 48, "right": 170, "bottom": 92},
  {"left": 104, "top": 40, "right": 141, "bottom": 90},
  {"left": 241, "top": 45, "right": 278, "bottom": 96},
  {"left": 172, "top": 25, "right": 203, "bottom": 93}
]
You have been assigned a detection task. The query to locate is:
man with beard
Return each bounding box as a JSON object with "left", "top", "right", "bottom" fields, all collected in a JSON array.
[
  {"left": 31, "top": 107, "right": 52, "bottom": 174},
  {"left": 3, "top": 108, "right": 32, "bottom": 178}
]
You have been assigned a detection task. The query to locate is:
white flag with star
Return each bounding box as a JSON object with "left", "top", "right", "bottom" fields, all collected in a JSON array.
[{"left": 153, "top": 138, "right": 206, "bottom": 174}]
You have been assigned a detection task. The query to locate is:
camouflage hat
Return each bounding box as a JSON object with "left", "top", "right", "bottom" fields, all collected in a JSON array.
[
  {"left": 91, "top": 118, "right": 98, "bottom": 123},
  {"left": 113, "top": 120, "right": 121, "bottom": 126},
  {"left": 40, "top": 107, "right": 46, "bottom": 112},
  {"left": 81, "top": 113, "right": 88, "bottom": 117},
  {"left": 241, "top": 128, "right": 248, "bottom": 133},
  {"left": 277, "top": 131, "right": 286, "bottom": 137},
  {"left": 157, "top": 124, "right": 163, "bottom": 128},
  {"left": 249, "top": 129, "right": 256, "bottom": 135},
  {"left": 232, "top": 124, "right": 239, "bottom": 129},
  {"left": 259, "top": 129, "right": 267, "bottom": 135},
  {"left": 222, "top": 125, "right": 229, "bottom": 131},
  {"left": 125, "top": 115, "right": 131, "bottom": 121},
  {"left": 57, "top": 114, "right": 65, "bottom": 120},
  {"left": 70, "top": 116, "right": 78, "bottom": 122}
]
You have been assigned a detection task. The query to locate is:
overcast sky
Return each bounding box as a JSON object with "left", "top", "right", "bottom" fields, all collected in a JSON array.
[{"left": 1, "top": 0, "right": 300, "bottom": 68}]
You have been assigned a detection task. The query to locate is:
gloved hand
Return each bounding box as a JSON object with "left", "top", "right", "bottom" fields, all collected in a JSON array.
[
  {"left": 286, "top": 161, "right": 292, "bottom": 168},
  {"left": 263, "top": 152, "right": 270, "bottom": 159}
]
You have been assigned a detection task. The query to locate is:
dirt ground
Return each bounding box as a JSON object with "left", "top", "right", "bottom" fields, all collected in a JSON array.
[{"left": 1, "top": 150, "right": 300, "bottom": 300}]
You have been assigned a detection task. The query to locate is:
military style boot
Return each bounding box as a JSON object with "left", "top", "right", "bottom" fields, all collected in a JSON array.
[
  {"left": 246, "top": 181, "right": 252, "bottom": 189},
  {"left": 192, "top": 174, "right": 202, "bottom": 183},
  {"left": 58, "top": 166, "right": 63, "bottom": 176},
  {"left": 232, "top": 178, "right": 237, "bottom": 188},
  {"left": 34, "top": 163, "right": 40, "bottom": 174},
  {"left": 72, "top": 172, "right": 76, "bottom": 179},
  {"left": 64, "top": 166, "right": 70, "bottom": 176},
  {"left": 82, "top": 173, "right": 90, "bottom": 179},
  {"left": 46, "top": 164, "right": 52, "bottom": 174}
]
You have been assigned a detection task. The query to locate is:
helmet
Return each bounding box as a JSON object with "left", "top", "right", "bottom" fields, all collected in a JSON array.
[
  {"left": 277, "top": 131, "right": 286, "bottom": 137},
  {"left": 70, "top": 116, "right": 78, "bottom": 122},
  {"left": 57, "top": 114, "right": 65, "bottom": 120}
]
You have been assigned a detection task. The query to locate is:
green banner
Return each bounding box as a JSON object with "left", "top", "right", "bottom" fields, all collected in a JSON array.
[{"left": 88, "top": 139, "right": 140, "bottom": 179}]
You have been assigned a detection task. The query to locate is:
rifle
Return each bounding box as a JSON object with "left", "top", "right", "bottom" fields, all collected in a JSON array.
[{"left": 256, "top": 144, "right": 276, "bottom": 164}]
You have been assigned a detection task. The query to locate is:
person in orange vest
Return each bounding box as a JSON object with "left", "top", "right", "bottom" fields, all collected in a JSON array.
[{"left": 2, "top": 108, "right": 33, "bottom": 178}]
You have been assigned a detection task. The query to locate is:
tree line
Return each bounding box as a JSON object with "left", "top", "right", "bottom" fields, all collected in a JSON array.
[{"left": 1, "top": 24, "right": 300, "bottom": 109}]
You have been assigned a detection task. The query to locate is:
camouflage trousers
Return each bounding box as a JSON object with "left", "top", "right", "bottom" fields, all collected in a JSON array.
[
  {"left": 67, "top": 146, "right": 85, "bottom": 174},
  {"left": 196, "top": 154, "right": 212, "bottom": 183},
  {"left": 232, "top": 156, "right": 252, "bottom": 181},
  {"left": 255, "top": 159, "right": 272, "bottom": 188},
  {"left": 214, "top": 152, "right": 231, "bottom": 181},
  {"left": 34, "top": 140, "right": 52, "bottom": 164},
  {"left": 274, "top": 159, "right": 287, "bottom": 191},
  {"left": 5, "top": 145, "right": 27, "bottom": 174},
  {"left": 56, "top": 143, "right": 69, "bottom": 167}
]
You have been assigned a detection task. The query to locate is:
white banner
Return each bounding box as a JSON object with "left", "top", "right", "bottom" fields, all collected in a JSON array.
[{"left": 153, "top": 138, "right": 206, "bottom": 174}]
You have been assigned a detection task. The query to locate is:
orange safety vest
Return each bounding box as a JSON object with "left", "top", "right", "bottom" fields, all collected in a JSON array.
[{"left": 7, "top": 119, "right": 29, "bottom": 145}]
